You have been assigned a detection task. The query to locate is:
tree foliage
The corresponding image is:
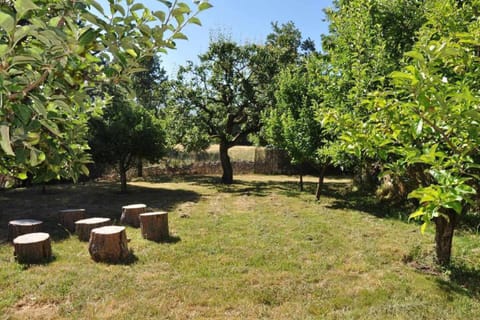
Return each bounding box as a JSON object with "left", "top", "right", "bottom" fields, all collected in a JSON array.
[
  {"left": 89, "top": 86, "right": 165, "bottom": 192},
  {"left": 0, "top": 0, "right": 211, "bottom": 185}
]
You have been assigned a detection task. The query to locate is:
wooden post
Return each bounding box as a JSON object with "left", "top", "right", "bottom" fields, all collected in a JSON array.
[
  {"left": 8, "top": 219, "right": 43, "bottom": 241},
  {"left": 120, "top": 204, "right": 146, "bottom": 228},
  {"left": 75, "top": 217, "right": 111, "bottom": 241},
  {"left": 139, "top": 211, "right": 169, "bottom": 242},
  {"left": 89, "top": 226, "right": 129, "bottom": 263},
  {"left": 59, "top": 209, "right": 87, "bottom": 233},
  {"left": 13, "top": 232, "right": 52, "bottom": 264}
]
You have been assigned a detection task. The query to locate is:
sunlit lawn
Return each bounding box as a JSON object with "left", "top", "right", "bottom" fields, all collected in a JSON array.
[{"left": 1, "top": 174, "right": 480, "bottom": 319}]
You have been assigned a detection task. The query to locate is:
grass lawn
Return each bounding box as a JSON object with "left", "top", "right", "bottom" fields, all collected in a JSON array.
[{"left": 1, "top": 174, "right": 480, "bottom": 319}]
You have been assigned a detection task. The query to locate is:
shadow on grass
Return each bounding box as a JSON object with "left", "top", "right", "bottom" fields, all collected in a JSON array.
[
  {"left": 437, "top": 264, "right": 480, "bottom": 298},
  {"left": 146, "top": 235, "right": 181, "bottom": 244},
  {"left": 325, "top": 187, "right": 414, "bottom": 221},
  {"left": 0, "top": 182, "right": 201, "bottom": 243}
]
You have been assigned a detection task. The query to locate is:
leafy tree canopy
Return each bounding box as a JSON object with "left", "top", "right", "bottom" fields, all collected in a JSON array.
[{"left": 0, "top": 0, "right": 211, "bottom": 185}]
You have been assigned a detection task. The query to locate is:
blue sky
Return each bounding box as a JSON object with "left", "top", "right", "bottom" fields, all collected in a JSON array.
[{"left": 160, "top": 0, "right": 334, "bottom": 76}]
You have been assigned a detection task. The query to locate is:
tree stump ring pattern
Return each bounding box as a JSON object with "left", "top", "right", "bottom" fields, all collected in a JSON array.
[
  {"left": 75, "top": 217, "right": 111, "bottom": 241},
  {"left": 59, "top": 209, "right": 87, "bottom": 233},
  {"left": 120, "top": 204, "right": 147, "bottom": 228},
  {"left": 13, "top": 232, "right": 52, "bottom": 264},
  {"left": 8, "top": 219, "right": 43, "bottom": 241},
  {"left": 140, "top": 211, "right": 169, "bottom": 242},
  {"left": 88, "top": 226, "right": 129, "bottom": 263}
]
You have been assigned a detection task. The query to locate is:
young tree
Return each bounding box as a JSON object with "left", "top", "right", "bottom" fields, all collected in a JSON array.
[
  {"left": 363, "top": 0, "right": 479, "bottom": 265},
  {"left": 0, "top": 0, "right": 211, "bottom": 184},
  {"left": 264, "top": 56, "right": 331, "bottom": 200},
  {"left": 167, "top": 39, "right": 269, "bottom": 184},
  {"left": 89, "top": 87, "right": 165, "bottom": 192}
]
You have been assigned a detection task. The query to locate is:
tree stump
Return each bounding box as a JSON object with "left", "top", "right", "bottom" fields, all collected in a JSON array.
[
  {"left": 59, "top": 209, "right": 87, "bottom": 233},
  {"left": 75, "top": 217, "right": 111, "bottom": 241},
  {"left": 8, "top": 219, "right": 43, "bottom": 241},
  {"left": 13, "top": 232, "right": 52, "bottom": 264},
  {"left": 88, "top": 226, "right": 129, "bottom": 263},
  {"left": 140, "top": 211, "right": 169, "bottom": 242},
  {"left": 120, "top": 204, "right": 146, "bottom": 228}
]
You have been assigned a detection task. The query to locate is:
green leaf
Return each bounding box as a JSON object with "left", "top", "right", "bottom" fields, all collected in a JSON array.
[
  {"left": 0, "top": 44, "right": 9, "bottom": 57},
  {"left": 18, "top": 172, "right": 28, "bottom": 180},
  {"left": 172, "top": 32, "right": 188, "bottom": 40},
  {"left": 0, "top": 11, "right": 15, "bottom": 33},
  {"left": 153, "top": 10, "right": 166, "bottom": 22},
  {"left": 14, "top": 0, "right": 40, "bottom": 20},
  {"left": 130, "top": 3, "right": 145, "bottom": 11},
  {"left": 188, "top": 16, "right": 202, "bottom": 26},
  {"left": 112, "top": 4, "right": 126, "bottom": 16},
  {"left": 420, "top": 222, "right": 428, "bottom": 234},
  {"left": 126, "top": 48, "right": 138, "bottom": 57},
  {"left": 404, "top": 50, "right": 425, "bottom": 63},
  {"left": 78, "top": 28, "right": 97, "bottom": 46},
  {"left": 0, "top": 125, "right": 15, "bottom": 156},
  {"left": 198, "top": 1, "right": 213, "bottom": 11},
  {"left": 88, "top": 0, "right": 105, "bottom": 15},
  {"left": 409, "top": 207, "right": 425, "bottom": 221}
]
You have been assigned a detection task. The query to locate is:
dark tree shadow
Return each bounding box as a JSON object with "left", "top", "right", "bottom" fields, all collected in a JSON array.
[
  {"left": 0, "top": 182, "right": 201, "bottom": 243},
  {"left": 437, "top": 263, "right": 480, "bottom": 298},
  {"left": 147, "top": 235, "right": 181, "bottom": 244}
]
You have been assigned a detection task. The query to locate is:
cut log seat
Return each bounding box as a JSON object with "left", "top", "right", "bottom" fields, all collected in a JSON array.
[
  {"left": 75, "top": 217, "right": 111, "bottom": 241},
  {"left": 88, "top": 226, "right": 129, "bottom": 263},
  {"left": 8, "top": 219, "right": 43, "bottom": 241},
  {"left": 140, "top": 211, "right": 169, "bottom": 242},
  {"left": 13, "top": 232, "right": 52, "bottom": 264},
  {"left": 58, "top": 209, "right": 87, "bottom": 233},
  {"left": 120, "top": 204, "right": 146, "bottom": 228}
]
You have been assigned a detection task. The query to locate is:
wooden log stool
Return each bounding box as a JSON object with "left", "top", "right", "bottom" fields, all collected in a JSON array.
[
  {"left": 75, "top": 217, "right": 111, "bottom": 241},
  {"left": 140, "top": 211, "right": 169, "bottom": 242},
  {"left": 120, "top": 204, "right": 146, "bottom": 228},
  {"left": 88, "top": 226, "right": 129, "bottom": 263},
  {"left": 8, "top": 219, "right": 43, "bottom": 241},
  {"left": 59, "top": 209, "right": 87, "bottom": 233},
  {"left": 13, "top": 232, "right": 52, "bottom": 264}
]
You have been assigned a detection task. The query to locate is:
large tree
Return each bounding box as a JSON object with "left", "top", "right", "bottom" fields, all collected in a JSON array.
[
  {"left": 0, "top": 0, "right": 211, "bottom": 184},
  {"left": 168, "top": 39, "right": 270, "bottom": 184}
]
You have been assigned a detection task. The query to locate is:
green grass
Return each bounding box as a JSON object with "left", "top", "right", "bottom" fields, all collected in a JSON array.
[{"left": 1, "top": 174, "right": 480, "bottom": 319}]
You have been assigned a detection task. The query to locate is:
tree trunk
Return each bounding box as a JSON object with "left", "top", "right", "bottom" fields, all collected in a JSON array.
[
  {"left": 136, "top": 158, "right": 143, "bottom": 177},
  {"left": 119, "top": 162, "right": 127, "bottom": 193},
  {"left": 299, "top": 174, "right": 304, "bottom": 192},
  {"left": 219, "top": 141, "right": 233, "bottom": 184},
  {"left": 434, "top": 209, "right": 457, "bottom": 266},
  {"left": 315, "top": 166, "right": 327, "bottom": 201}
]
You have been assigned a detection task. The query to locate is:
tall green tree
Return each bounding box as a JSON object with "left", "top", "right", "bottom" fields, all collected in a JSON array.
[
  {"left": 89, "top": 86, "right": 165, "bottom": 192},
  {"left": 168, "top": 39, "right": 269, "bottom": 183},
  {"left": 0, "top": 0, "right": 211, "bottom": 185}
]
